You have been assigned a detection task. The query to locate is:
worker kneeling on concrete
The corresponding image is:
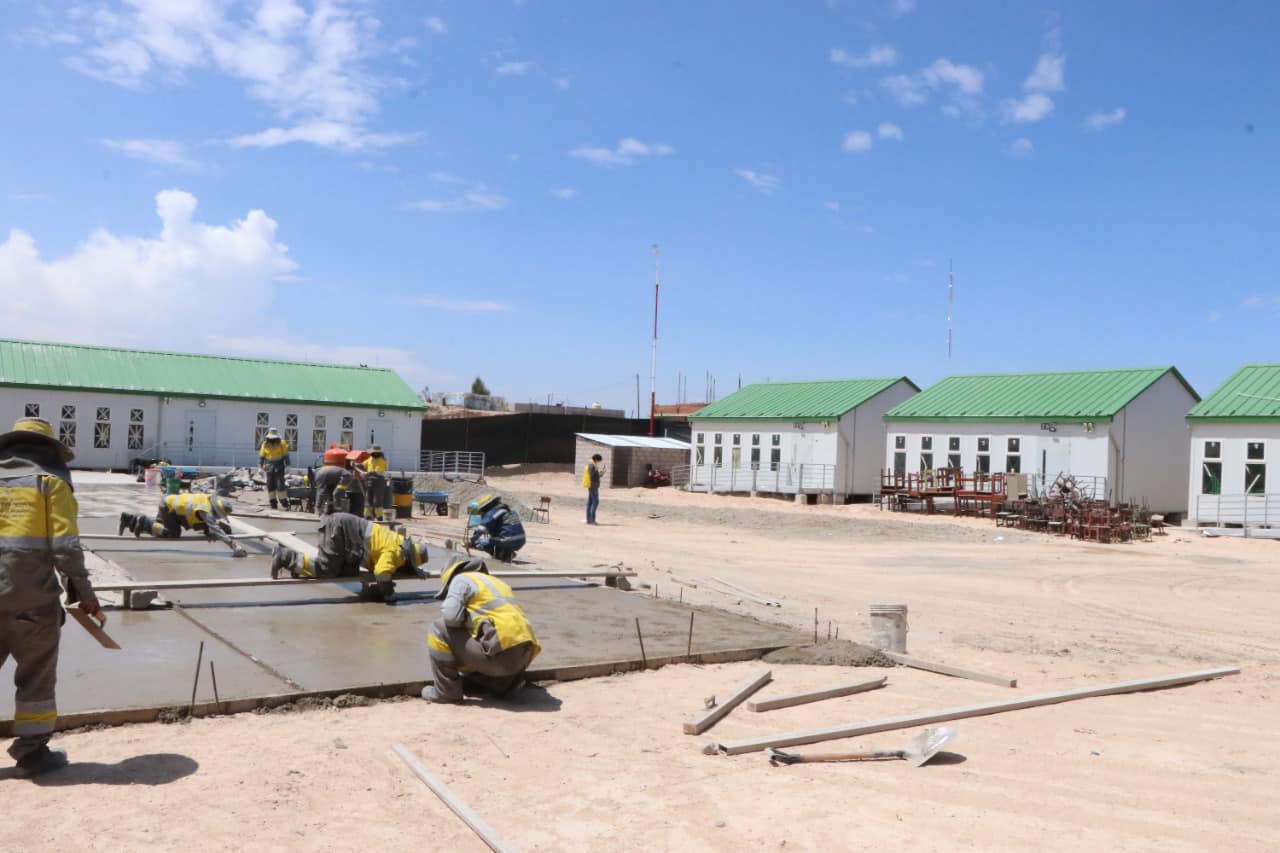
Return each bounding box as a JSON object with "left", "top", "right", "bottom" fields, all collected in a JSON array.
[
  {"left": 467, "top": 494, "right": 526, "bottom": 562},
  {"left": 118, "top": 494, "right": 247, "bottom": 558},
  {"left": 423, "top": 558, "right": 540, "bottom": 703},
  {"left": 270, "top": 512, "right": 427, "bottom": 604}
]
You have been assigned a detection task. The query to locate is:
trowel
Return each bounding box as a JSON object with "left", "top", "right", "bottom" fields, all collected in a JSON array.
[{"left": 766, "top": 726, "right": 957, "bottom": 767}]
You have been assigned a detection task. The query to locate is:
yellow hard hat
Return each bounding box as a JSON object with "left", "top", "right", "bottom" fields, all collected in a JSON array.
[{"left": 435, "top": 557, "right": 488, "bottom": 600}]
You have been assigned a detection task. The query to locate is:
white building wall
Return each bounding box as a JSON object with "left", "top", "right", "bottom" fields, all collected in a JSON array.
[
  {"left": 0, "top": 388, "right": 422, "bottom": 471},
  {"left": 1187, "top": 422, "right": 1280, "bottom": 525},
  {"left": 1110, "top": 371, "right": 1196, "bottom": 514},
  {"left": 689, "top": 420, "right": 839, "bottom": 493},
  {"left": 848, "top": 380, "right": 919, "bottom": 496}
]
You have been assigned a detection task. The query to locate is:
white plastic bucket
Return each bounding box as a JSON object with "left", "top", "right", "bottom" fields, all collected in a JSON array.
[
  {"left": 869, "top": 604, "right": 909, "bottom": 653},
  {"left": 144, "top": 467, "right": 160, "bottom": 488}
]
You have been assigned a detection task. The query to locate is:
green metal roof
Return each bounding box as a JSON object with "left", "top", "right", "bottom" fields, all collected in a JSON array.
[
  {"left": 884, "top": 367, "right": 1196, "bottom": 422},
  {"left": 0, "top": 339, "right": 424, "bottom": 410},
  {"left": 1187, "top": 364, "right": 1280, "bottom": 421},
  {"left": 688, "top": 377, "right": 916, "bottom": 422}
]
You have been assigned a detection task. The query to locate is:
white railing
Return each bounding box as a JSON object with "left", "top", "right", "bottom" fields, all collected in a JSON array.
[
  {"left": 685, "top": 462, "right": 836, "bottom": 495},
  {"left": 1194, "top": 493, "right": 1280, "bottom": 528},
  {"left": 670, "top": 464, "right": 691, "bottom": 488},
  {"left": 420, "top": 450, "right": 486, "bottom": 481}
]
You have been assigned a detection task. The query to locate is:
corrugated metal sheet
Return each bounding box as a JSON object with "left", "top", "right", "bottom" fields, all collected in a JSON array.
[
  {"left": 576, "top": 433, "right": 690, "bottom": 449},
  {"left": 885, "top": 367, "right": 1195, "bottom": 421},
  {"left": 688, "top": 378, "right": 914, "bottom": 422},
  {"left": 1187, "top": 364, "right": 1280, "bottom": 420},
  {"left": 0, "top": 338, "right": 424, "bottom": 410}
]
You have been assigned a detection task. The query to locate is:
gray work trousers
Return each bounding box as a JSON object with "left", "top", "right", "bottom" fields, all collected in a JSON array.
[
  {"left": 428, "top": 618, "right": 535, "bottom": 701},
  {"left": 0, "top": 601, "right": 62, "bottom": 761}
]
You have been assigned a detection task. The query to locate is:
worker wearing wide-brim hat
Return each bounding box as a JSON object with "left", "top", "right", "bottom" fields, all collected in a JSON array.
[
  {"left": 0, "top": 418, "right": 101, "bottom": 777},
  {"left": 361, "top": 445, "right": 388, "bottom": 519},
  {"left": 270, "top": 512, "right": 428, "bottom": 604},
  {"left": 258, "top": 427, "right": 291, "bottom": 509},
  {"left": 422, "top": 558, "right": 540, "bottom": 703}
]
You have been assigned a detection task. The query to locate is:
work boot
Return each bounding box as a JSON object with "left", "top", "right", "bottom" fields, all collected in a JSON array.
[
  {"left": 15, "top": 746, "right": 68, "bottom": 778},
  {"left": 420, "top": 687, "right": 461, "bottom": 704},
  {"left": 118, "top": 512, "right": 131, "bottom": 537},
  {"left": 269, "top": 500, "right": 278, "bottom": 510}
]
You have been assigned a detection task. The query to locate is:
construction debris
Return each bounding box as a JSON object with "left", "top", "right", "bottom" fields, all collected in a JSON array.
[
  {"left": 683, "top": 670, "right": 772, "bottom": 735},
  {"left": 747, "top": 676, "right": 887, "bottom": 712},
  {"left": 882, "top": 651, "right": 1017, "bottom": 688}
]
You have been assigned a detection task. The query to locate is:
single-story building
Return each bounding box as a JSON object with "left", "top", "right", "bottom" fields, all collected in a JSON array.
[
  {"left": 883, "top": 366, "right": 1199, "bottom": 514},
  {"left": 0, "top": 338, "right": 424, "bottom": 471},
  {"left": 1185, "top": 363, "right": 1280, "bottom": 527},
  {"left": 573, "top": 433, "right": 691, "bottom": 488},
  {"left": 685, "top": 377, "right": 920, "bottom": 501}
]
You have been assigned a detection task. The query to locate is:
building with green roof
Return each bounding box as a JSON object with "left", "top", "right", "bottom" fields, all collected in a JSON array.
[
  {"left": 1185, "top": 364, "right": 1280, "bottom": 526},
  {"left": 685, "top": 377, "right": 919, "bottom": 500},
  {"left": 882, "top": 367, "right": 1199, "bottom": 514},
  {"left": 0, "top": 338, "right": 424, "bottom": 470}
]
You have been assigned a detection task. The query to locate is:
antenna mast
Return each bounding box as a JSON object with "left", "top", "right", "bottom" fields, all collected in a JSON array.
[
  {"left": 649, "top": 244, "right": 660, "bottom": 437},
  {"left": 947, "top": 260, "right": 954, "bottom": 367}
]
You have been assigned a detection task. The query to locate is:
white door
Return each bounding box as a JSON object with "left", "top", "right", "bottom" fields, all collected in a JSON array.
[
  {"left": 1042, "top": 436, "right": 1071, "bottom": 490},
  {"left": 181, "top": 410, "right": 217, "bottom": 465},
  {"left": 362, "top": 417, "right": 395, "bottom": 464}
]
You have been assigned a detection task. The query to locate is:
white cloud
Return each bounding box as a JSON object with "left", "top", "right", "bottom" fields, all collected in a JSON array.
[
  {"left": 208, "top": 334, "right": 442, "bottom": 387},
  {"left": 54, "top": 1, "right": 414, "bottom": 152},
  {"left": 842, "top": 130, "right": 873, "bottom": 153},
  {"left": 1009, "top": 137, "right": 1034, "bottom": 158},
  {"left": 404, "top": 185, "right": 508, "bottom": 213},
  {"left": 1207, "top": 310, "right": 1222, "bottom": 323},
  {"left": 416, "top": 295, "right": 510, "bottom": 313},
  {"left": 1002, "top": 93, "right": 1054, "bottom": 123},
  {"left": 495, "top": 60, "right": 534, "bottom": 77},
  {"left": 570, "top": 138, "right": 674, "bottom": 166},
  {"left": 1084, "top": 107, "right": 1126, "bottom": 131},
  {"left": 824, "top": 201, "right": 840, "bottom": 212},
  {"left": 878, "top": 122, "right": 904, "bottom": 141},
  {"left": 8, "top": 193, "right": 48, "bottom": 202},
  {"left": 0, "top": 189, "right": 296, "bottom": 348},
  {"left": 550, "top": 187, "right": 578, "bottom": 199},
  {"left": 424, "top": 16, "right": 446, "bottom": 35},
  {"left": 1243, "top": 295, "right": 1280, "bottom": 313},
  {"left": 103, "top": 137, "right": 201, "bottom": 169},
  {"left": 891, "top": 0, "right": 917, "bottom": 15},
  {"left": 734, "top": 169, "right": 780, "bottom": 193},
  {"left": 830, "top": 45, "right": 897, "bottom": 69},
  {"left": 881, "top": 58, "right": 984, "bottom": 108},
  {"left": 1024, "top": 53, "right": 1065, "bottom": 92}
]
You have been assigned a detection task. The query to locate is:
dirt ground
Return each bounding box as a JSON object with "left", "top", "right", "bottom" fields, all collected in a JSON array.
[{"left": 3, "top": 471, "right": 1277, "bottom": 851}]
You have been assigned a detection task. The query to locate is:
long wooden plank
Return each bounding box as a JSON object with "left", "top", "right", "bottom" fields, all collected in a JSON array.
[
  {"left": 80, "top": 532, "right": 311, "bottom": 542},
  {"left": 91, "top": 570, "right": 638, "bottom": 593},
  {"left": 230, "top": 517, "right": 318, "bottom": 558},
  {"left": 391, "top": 744, "right": 517, "bottom": 853},
  {"left": 683, "top": 669, "right": 772, "bottom": 735},
  {"left": 705, "top": 667, "right": 1239, "bottom": 755},
  {"left": 746, "top": 676, "right": 887, "bottom": 712},
  {"left": 696, "top": 576, "right": 779, "bottom": 608},
  {"left": 883, "top": 651, "right": 1018, "bottom": 688},
  {"left": 708, "top": 576, "right": 781, "bottom": 607}
]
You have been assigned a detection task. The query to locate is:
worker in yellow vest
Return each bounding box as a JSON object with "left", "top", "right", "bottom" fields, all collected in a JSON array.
[
  {"left": 423, "top": 558, "right": 540, "bottom": 703},
  {"left": 361, "top": 444, "right": 388, "bottom": 519},
  {"left": 0, "top": 417, "right": 100, "bottom": 777},
  {"left": 270, "top": 512, "right": 428, "bottom": 604},
  {"left": 258, "top": 427, "right": 291, "bottom": 509},
  {"left": 118, "top": 494, "right": 246, "bottom": 557}
]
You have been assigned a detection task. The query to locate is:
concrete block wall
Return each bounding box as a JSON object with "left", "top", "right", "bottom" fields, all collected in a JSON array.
[{"left": 621, "top": 447, "right": 687, "bottom": 487}]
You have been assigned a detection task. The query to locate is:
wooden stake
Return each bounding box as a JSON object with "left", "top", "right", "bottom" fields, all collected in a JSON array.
[
  {"left": 687, "top": 611, "right": 694, "bottom": 657},
  {"left": 209, "top": 661, "right": 221, "bottom": 715},
  {"left": 705, "top": 667, "right": 1240, "bottom": 755},
  {"left": 747, "top": 676, "right": 887, "bottom": 712},
  {"left": 634, "top": 618, "right": 647, "bottom": 669},
  {"left": 813, "top": 608, "right": 818, "bottom": 644},
  {"left": 883, "top": 651, "right": 1018, "bottom": 688},
  {"left": 188, "top": 641, "right": 204, "bottom": 719},
  {"left": 391, "top": 744, "right": 516, "bottom": 853},
  {"left": 683, "top": 669, "right": 772, "bottom": 735}
]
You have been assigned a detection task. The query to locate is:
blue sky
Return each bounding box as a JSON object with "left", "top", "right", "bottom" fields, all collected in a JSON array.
[{"left": 2, "top": 1, "right": 1277, "bottom": 414}]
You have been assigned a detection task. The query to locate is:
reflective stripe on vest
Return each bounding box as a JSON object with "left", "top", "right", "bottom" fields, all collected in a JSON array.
[
  {"left": 459, "top": 572, "right": 540, "bottom": 657},
  {"left": 165, "top": 493, "right": 212, "bottom": 527}
]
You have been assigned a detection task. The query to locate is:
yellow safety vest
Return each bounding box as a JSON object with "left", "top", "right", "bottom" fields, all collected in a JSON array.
[
  {"left": 164, "top": 493, "right": 216, "bottom": 527},
  {"left": 0, "top": 465, "right": 83, "bottom": 606},
  {"left": 364, "top": 456, "right": 388, "bottom": 474},
  {"left": 457, "top": 572, "right": 541, "bottom": 656},
  {"left": 581, "top": 463, "right": 595, "bottom": 488},
  {"left": 365, "top": 521, "right": 407, "bottom": 580},
  {"left": 259, "top": 440, "right": 288, "bottom": 461}
]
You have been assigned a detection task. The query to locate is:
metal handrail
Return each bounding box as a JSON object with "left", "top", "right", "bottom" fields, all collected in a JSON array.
[
  {"left": 1194, "top": 492, "right": 1280, "bottom": 530},
  {"left": 685, "top": 462, "right": 836, "bottom": 495},
  {"left": 420, "top": 450, "right": 486, "bottom": 480}
]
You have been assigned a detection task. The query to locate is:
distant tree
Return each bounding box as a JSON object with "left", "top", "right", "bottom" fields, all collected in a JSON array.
[{"left": 471, "top": 377, "right": 490, "bottom": 396}]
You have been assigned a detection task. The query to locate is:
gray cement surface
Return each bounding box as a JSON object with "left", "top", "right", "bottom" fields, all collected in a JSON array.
[{"left": 1, "top": 484, "right": 800, "bottom": 718}]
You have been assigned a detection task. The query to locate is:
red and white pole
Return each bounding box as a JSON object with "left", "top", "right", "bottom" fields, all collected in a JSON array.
[{"left": 649, "top": 243, "right": 660, "bottom": 437}]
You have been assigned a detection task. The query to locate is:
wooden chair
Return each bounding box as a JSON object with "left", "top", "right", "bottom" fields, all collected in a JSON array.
[{"left": 530, "top": 496, "right": 552, "bottom": 523}]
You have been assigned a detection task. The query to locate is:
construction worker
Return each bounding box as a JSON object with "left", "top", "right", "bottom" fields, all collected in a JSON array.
[
  {"left": 313, "top": 446, "right": 359, "bottom": 516},
  {"left": 258, "top": 427, "right": 290, "bottom": 509},
  {"left": 0, "top": 417, "right": 101, "bottom": 777},
  {"left": 361, "top": 445, "right": 388, "bottom": 519},
  {"left": 117, "top": 494, "right": 247, "bottom": 558},
  {"left": 582, "top": 453, "right": 603, "bottom": 524},
  {"left": 466, "top": 494, "right": 526, "bottom": 562},
  {"left": 269, "top": 512, "right": 427, "bottom": 604},
  {"left": 423, "top": 558, "right": 540, "bottom": 703}
]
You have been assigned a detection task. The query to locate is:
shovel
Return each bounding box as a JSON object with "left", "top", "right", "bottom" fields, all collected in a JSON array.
[{"left": 766, "top": 726, "right": 957, "bottom": 768}]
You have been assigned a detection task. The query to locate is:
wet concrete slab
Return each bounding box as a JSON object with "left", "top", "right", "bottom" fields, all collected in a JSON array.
[{"left": 0, "top": 486, "right": 801, "bottom": 718}]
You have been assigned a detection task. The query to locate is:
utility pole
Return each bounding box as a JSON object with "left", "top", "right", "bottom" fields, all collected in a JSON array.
[
  {"left": 947, "top": 260, "right": 954, "bottom": 368},
  {"left": 649, "top": 243, "right": 660, "bottom": 436}
]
